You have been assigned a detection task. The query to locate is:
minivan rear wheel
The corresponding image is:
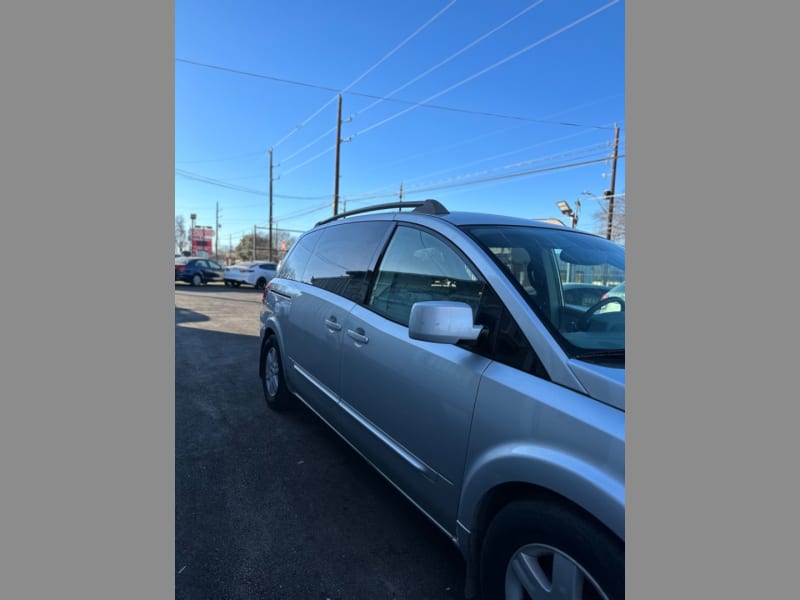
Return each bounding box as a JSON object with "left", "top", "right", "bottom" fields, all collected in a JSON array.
[
  {"left": 261, "top": 336, "right": 294, "bottom": 411},
  {"left": 480, "top": 498, "right": 624, "bottom": 600}
]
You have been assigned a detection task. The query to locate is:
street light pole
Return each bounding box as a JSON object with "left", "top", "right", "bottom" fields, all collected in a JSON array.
[
  {"left": 556, "top": 200, "right": 579, "bottom": 228},
  {"left": 556, "top": 200, "right": 580, "bottom": 283}
]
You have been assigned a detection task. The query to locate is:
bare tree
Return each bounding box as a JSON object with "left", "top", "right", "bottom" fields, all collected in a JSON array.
[
  {"left": 592, "top": 196, "right": 626, "bottom": 245},
  {"left": 175, "top": 215, "right": 188, "bottom": 254}
]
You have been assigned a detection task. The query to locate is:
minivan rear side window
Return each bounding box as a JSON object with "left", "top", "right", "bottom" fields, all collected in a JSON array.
[
  {"left": 278, "top": 228, "right": 323, "bottom": 282},
  {"left": 300, "top": 221, "right": 393, "bottom": 303}
]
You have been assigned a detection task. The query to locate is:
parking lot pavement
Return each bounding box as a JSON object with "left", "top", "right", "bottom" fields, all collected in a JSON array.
[{"left": 175, "top": 284, "right": 466, "bottom": 600}]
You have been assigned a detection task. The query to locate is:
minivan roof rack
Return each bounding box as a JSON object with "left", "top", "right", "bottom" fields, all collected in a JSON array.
[{"left": 315, "top": 199, "right": 449, "bottom": 226}]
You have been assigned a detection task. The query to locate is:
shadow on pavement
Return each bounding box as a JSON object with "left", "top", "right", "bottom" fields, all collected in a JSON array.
[
  {"left": 175, "top": 306, "right": 210, "bottom": 324},
  {"left": 175, "top": 282, "right": 262, "bottom": 293},
  {"left": 175, "top": 323, "right": 465, "bottom": 600}
]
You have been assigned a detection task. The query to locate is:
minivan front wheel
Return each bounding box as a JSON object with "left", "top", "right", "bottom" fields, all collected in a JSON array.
[
  {"left": 480, "top": 499, "right": 624, "bottom": 600},
  {"left": 261, "top": 336, "right": 294, "bottom": 411}
]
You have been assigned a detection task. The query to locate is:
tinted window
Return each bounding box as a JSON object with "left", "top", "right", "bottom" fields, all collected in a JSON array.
[
  {"left": 368, "top": 225, "right": 484, "bottom": 326},
  {"left": 463, "top": 225, "right": 625, "bottom": 359},
  {"left": 366, "top": 225, "right": 548, "bottom": 377},
  {"left": 278, "top": 229, "right": 323, "bottom": 282},
  {"left": 459, "top": 285, "right": 549, "bottom": 379},
  {"left": 301, "top": 221, "right": 392, "bottom": 302},
  {"left": 208, "top": 261, "right": 222, "bottom": 270}
]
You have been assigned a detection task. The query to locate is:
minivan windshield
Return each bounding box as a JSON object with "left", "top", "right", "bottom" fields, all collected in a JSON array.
[{"left": 462, "top": 225, "right": 625, "bottom": 361}]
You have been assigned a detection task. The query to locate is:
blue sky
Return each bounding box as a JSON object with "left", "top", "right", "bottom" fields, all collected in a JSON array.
[{"left": 175, "top": 0, "right": 625, "bottom": 250}]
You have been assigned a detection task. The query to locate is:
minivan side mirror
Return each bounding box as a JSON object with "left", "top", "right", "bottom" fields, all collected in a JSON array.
[{"left": 408, "top": 301, "right": 483, "bottom": 344}]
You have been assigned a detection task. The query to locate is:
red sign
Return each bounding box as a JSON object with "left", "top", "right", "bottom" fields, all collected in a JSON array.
[
  {"left": 191, "top": 227, "right": 214, "bottom": 239},
  {"left": 192, "top": 238, "right": 213, "bottom": 255}
]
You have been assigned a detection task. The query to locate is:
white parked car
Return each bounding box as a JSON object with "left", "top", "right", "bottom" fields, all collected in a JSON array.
[{"left": 224, "top": 261, "right": 278, "bottom": 289}]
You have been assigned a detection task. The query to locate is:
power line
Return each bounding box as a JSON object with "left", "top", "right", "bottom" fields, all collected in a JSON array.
[
  {"left": 178, "top": 133, "right": 623, "bottom": 207},
  {"left": 176, "top": 168, "right": 329, "bottom": 200},
  {"left": 355, "top": 0, "right": 547, "bottom": 119},
  {"left": 398, "top": 139, "right": 613, "bottom": 188},
  {"left": 175, "top": 149, "right": 268, "bottom": 165},
  {"left": 352, "top": 0, "right": 622, "bottom": 138},
  {"left": 341, "top": 140, "right": 613, "bottom": 203},
  {"left": 279, "top": 145, "right": 338, "bottom": 177},
  {"left": 344, "top": 146, "right": 614, "bottom": 203},
  {"left": 371, "top": 154, "right": 627, "bottom": 198},
  {"left": 266, "top": 0, "right": 458, "bottom": 151},
  {"left": 176, "top": 3, "right": 621, "bottom": 176},
  {"left": 175, "top": 58, "right": 614, "bottom": 131},
  {"left": 175, "top": 98, "right": 623, "bottom": 170},
  {"left": 269, "top": 1, "right": 621, "bottom": 176},
  {"left": 358, "top": 117, "right": 622, "bottom": 177},
  {"left": 279, "top": 125, "right": 337, "bottom": 165},
  {"left": 182, "top": 152, "right": 625, "bottom": 232}
]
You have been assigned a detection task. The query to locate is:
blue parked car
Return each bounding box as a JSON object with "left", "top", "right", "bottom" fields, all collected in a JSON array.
[{"left": 174, "top": 257, "right": 225, "bottom": 286}]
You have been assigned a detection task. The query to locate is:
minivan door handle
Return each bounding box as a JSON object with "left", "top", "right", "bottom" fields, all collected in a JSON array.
[
  {"left": 346, "top": 328, "right": 369, "bottom": 345},
  {"left": 324, "top": 317, "right": 342, "bottom": 332}
]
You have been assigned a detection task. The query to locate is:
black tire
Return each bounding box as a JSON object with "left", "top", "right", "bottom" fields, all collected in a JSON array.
[
  {"left": 480, "top": 498, "right": 624, "bottom": 600},
  {"left": 260, "top": 336, "right": 295, "bottom": 411},
  {"left": 191, "top": 274, "right": 202, "bottom": 287},
  {"left": 255, "top": 278, "right": 267, "bottom": 290},
  {"left": 224, "top": 280, "right": 230, "bottom": 287},
  {"left": 233, "top": 281, "right": 242, "bottom": 288}
]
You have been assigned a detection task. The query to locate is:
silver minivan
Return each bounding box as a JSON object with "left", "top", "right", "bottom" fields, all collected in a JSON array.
[{"left": 259, "top": 200, "right": 625, "bottom": 599}]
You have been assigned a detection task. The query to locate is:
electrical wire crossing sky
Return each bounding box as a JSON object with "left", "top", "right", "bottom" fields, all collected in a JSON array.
[{"left": 175, "top": 0, "right": 625, "bottom": 249}]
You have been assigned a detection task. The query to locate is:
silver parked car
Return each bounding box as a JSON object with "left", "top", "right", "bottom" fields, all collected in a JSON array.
[{"left": 258, "top": 200, "right": 625, "bottom": 599}]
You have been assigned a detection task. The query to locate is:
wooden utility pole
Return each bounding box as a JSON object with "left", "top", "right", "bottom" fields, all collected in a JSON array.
[
  {"left": 269, "top": 148, "right": 274, "bottom": 261},
  {"left": 190, "top": 213, "right": 196, "bottom": 255},
  {"left": 606, "top": 125, "right": 620, "bottom": 240},
  {"left": 215, "top": 201, "right": 220, "bottom": 260},
  {"left": 331, "top": 95, "right": 353, "bottom": 217},
  {"left": 333, "top": 94, "right": 343, "bottom": 216}
]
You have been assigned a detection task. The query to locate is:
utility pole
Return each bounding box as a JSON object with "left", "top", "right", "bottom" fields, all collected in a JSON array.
[
  {"left": 399, "top": 182, "right": 403, "bottom": 202},
  {"left": 268, "top": 148, "right": 280, "bottom": 262},
  {"left": 605, "top": 125, "right": 620, "bottom": 241},
  {"left": 332, "top": 94, "right": 352, "bottom": 217},
  {"left": 269, "top": 148, "right": 274, "bottom": 261},
  {"left": 190, "top": 213, "right": 196, "bottom": 255},
  {"left": 215, "top": 201, "right": 220, "bottom": 260},
  {"left": 333, "top": 94, "right": 343, "bottom": 216}
]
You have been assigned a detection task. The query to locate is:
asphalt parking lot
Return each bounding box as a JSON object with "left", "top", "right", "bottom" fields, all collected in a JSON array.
[{"left": 175, "top": 282, "right": 466, "bottom": 600}]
